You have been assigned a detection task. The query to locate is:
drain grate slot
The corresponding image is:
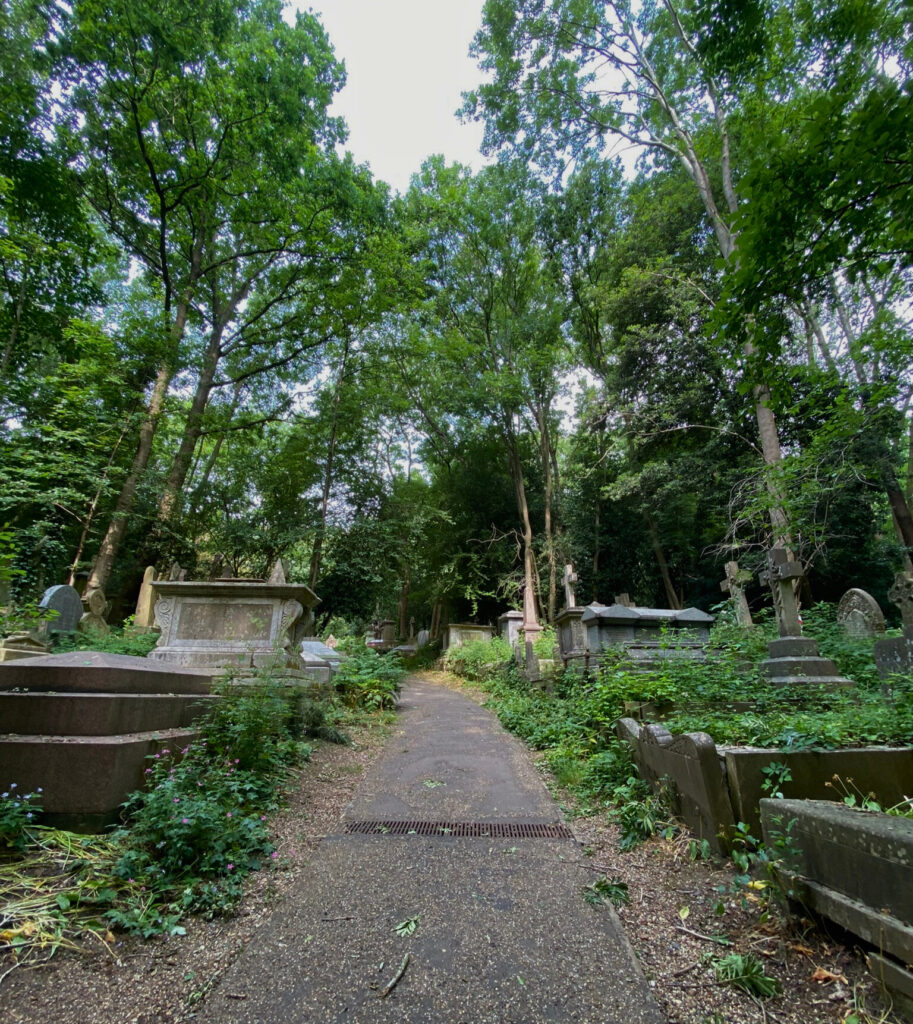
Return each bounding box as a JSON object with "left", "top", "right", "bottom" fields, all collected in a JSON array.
[{"left": 344, "top": 820, "right": 573, "bottom": 839}]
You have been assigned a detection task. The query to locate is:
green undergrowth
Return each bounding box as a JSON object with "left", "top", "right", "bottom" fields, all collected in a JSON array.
[
  {"left": 50, "top": 626, "right": 160, "bottom": 658},
  {"left": 1, "top": 666, "right": 395, "bottom": 967},
  {"left": 443, "top": 606, "right": 912, "bottom": 846},
  {"left": 332, "top": 643, "right": 405, "bottom": 710}
]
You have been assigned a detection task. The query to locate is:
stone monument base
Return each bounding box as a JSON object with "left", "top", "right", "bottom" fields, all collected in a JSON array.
[{"left": 760, "top": 637, "right": 853, "bottom": 688}]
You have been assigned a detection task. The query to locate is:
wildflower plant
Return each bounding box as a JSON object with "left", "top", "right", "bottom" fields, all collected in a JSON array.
[{"left": 0, "top": 783, "right": 42, "bottom": 852}]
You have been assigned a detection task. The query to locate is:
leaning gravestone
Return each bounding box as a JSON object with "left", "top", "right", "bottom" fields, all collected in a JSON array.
[
  {"left": 133, "top": 567, "right": 159, "bottom": 632},
  {"left": 38, "top": 585, "right": 84, "bottom": 635},
  {"left": 837, "top": 588, "right": 886, "bottom": 637}
]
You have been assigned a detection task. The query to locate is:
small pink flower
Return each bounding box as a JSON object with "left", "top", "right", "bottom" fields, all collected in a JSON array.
[
  {"left": 270, "top": 852, "right": 278, "bottom": 859},
  {"left": 227, "top": 863, "right": 234, "bottom": 871},
  {"left": 226, "top": 812, "right": 232, "bottom": 818},
  {"left": 173, "top": 798, "right": 179, "bottom": 804},
  {"left": 182, "top": 818, "right": 190, "bottom": 824},
  {"left": 260, "top": 816, "right": 266, "bottom": 821}
]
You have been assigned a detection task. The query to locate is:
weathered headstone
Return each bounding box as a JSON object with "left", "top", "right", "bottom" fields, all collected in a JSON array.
[
  {"left": 408, "top": 616, "right": 416, "bottom": 641},
  {"left": 169, "top": 561, "right": 186, "bottom": 582},
  {"left": 208, "top": 554, "right": 225, "bottom": 581},
  {"left": 562, "top": 563, "right": 578, "bottom": 610},
  {"left": 874, "top": 573, "right": 913, "bottom": 679},
  {"left": 38, "top": 584, "right": 83, "bottom": 635},
  {"left": 719, "top": 560, "right": 753, "bottom": 627},
  {"left": 758, "top": 548, "right": 851, "bottom": 687},
  {"left": 416, "top": 628, "right": 430, "bottom": 648},
  {"left": 79, "top": 587, "right": 110, "bottom": 636},
  {"left": 134, "top": 566, "right": 159, "bottom": 632},
  {"left": 614, "top": 593, "right": 634, "bottom": 608},
  {"left": 837, "top": 588, "right": 885, "bottom": 637}
]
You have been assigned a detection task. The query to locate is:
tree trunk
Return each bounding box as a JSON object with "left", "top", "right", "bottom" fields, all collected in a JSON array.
[
  {"left": 506, "top": 427, "right": 539, "bottom": 627},
  {"left": 157, "top": 320, "right": 226, "bottom": 524},
  {"left": 0, "top": 273, "right": 27, "bottom": 384},
  {"left": 309, "top": 338, "right": 350, "bottom": 589},
  {"left": 87, "top": 250, "right": 201, "bottom": 592},
  {"left": 643, "top": 510, "right": 681, "bottom": 610},
  {"left": 536, "top": 405, "right": 558, "bottom": 623}
]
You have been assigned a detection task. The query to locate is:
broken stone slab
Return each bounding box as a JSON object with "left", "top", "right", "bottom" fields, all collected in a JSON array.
[{"left": 0, "top": 632, "right": 50, "bottom": 663}]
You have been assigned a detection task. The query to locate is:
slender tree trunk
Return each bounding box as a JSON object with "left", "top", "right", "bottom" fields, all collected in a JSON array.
[
  {"left": 506, "top": 427, "right": 539, "bottom": 626},
  {"left": 643, "top": 510, "right": 681, "bottom": 610},
  {"left": 398, "top": 564, "right": 410, "bottom": 638},
  {"left": 87, "top": 256, "right": 201, "bottom": 592},
  {"left": 68, "top": 415, "right": 134, "bottom": 585},
  {"left": 157, "top": 320, "right": 226, "bottom": 523},
  {"left": 536, "top": 405, "right": 558, "bottom": 623},
  {"left": 309, "top": 338, "right": 350, "bottom": 588}
]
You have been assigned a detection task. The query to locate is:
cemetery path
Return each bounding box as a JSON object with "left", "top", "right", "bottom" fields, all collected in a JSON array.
[{"left": 199, "top": 674, "right": 665, "bottom": 1023}]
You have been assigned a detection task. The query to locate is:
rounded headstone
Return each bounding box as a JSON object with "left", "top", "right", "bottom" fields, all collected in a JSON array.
[
  {"left": 416, "top": 629, "right": 430, "bottom": 648},
  {"left": 837, "top": 588, "right": 885, "bottom": 637},
  {"left": 85, "top": 588, "right": 107, "bottom": 615},
  {"left": 38, "top": 585, "right": 83, "bottom": 634}
]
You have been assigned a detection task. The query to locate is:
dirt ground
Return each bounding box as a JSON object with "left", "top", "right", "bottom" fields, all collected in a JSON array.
[{"left": 0, "top": 678, "right": 905, "bottom": 1024}]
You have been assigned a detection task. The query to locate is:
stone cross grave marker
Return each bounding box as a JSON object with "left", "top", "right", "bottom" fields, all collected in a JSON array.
[
  {"left": 836, "top": 588, "right": 885, "bottom": 637},
  {"left": 409, "top": 616, "right": 416, "bottom": 641},
  {"left": 759, "top": 548, "right": 804, "bottom": 637},
  {"left": 79, "top": 587, "right": 110, "bottom": 636},
  {"left": 720, "top": 560, "right": 753, "bottom": 627},
  {"left": 889, "top": 573, "right": 913, "bottom": 629},
  {"left": 562, "top": 564, "right": 578, "bottom": 609},
  {"left": 38, "top": 584, "right": 83, "bottom": 635}
]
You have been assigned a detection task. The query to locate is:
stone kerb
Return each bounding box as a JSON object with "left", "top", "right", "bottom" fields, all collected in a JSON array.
[
  {"left": 617, "top": 716, "right": 913, "bottom": 851},
  {"left": 617, "top": 717, "right": 736, "bottom": 854},
  {"left": 760, "top": 798, "right": 913, "bottom": 1011}
]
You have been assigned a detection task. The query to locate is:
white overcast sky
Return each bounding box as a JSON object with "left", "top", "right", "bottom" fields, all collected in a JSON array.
[{"left": 294, "top": 1, "right": 490, "bottom": 194}]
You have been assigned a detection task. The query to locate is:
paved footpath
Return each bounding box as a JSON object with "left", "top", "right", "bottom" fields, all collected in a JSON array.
[{"left": 201, "top": 675, "right": 665, "bottom": 1023}]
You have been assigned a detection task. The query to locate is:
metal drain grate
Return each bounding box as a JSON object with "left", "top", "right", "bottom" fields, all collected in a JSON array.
[{"left": 344, "top": 820, "right": 573, "bottom": 838}]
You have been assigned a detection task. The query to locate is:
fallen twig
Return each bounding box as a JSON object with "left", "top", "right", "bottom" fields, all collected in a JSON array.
[
  {"left": 321, "top": 916, "right": 355, "bottom": 922},
  {"left": 380, "top": 952, "right": 412, "bottom": 999},
  {"left": 675, "top": 924, "right": 731, "bottom": 945}
]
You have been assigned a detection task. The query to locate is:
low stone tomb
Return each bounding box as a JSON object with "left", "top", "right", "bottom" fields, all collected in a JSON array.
[
  {"left": 0, "top": 632, "right": 49, "bottom": 663},
  {"left": 443, "top": 623, "right": 494, "bottom": 650},
  {"left": 581, "top": 602, "right": 714, "bottom": 666},
  {"left": 497, "top": 609, "right": 523, "bottom": 647},
  {"left": 0, "top": 651, "right": 215, "bottom": 830},
  {"left": 148, "top": 577, "right": 319, "bottom": 672},
  {"left": 761, "top": 799, "right": 913, "bottom": 1015}
]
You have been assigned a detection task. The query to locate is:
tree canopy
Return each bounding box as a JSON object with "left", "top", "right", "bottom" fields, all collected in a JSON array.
[{"left": 1, "top": 0, "right": 910, "bottom": 633}]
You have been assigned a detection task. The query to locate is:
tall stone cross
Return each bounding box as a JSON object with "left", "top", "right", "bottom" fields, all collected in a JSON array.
[
  {"left": 888, "top": 573, "right": 913, "bottom": 630},
  {"left": 562, "top": 564, "right": 578, "bottom": 609},
  {"left": 720, "top": 560, "right": 753, "bottom": 627},
  {"left": 759, "top": 548, "right": 804, "bottom": 637}
]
